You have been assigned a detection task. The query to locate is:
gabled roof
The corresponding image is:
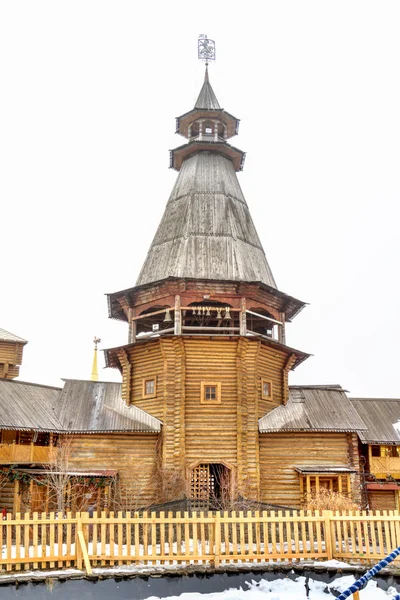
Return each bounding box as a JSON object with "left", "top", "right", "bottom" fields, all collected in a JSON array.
[
  {"left": 0, "top": 328, "right": 27, "bottom": 344},
  {"left": 0, "top": 379, "right": 62, "bottom": 431},
  {"left": 55, "top": 380, "right": 161, "bottom": 433},
  {"left": 194, "top": 66, "right": 220, "bottom": 110},
  {"left": 0, "top": 379, "right": 162, "bottom": 434},
  {"left": 351, "top": 398, "right": 400, "bottom": 444},
  {"left": 259, "top": 385, "right": 368, "bottom": 433}
]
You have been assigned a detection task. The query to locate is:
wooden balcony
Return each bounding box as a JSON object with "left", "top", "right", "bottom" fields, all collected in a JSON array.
[
  {"left": 0, "top": 444, "right": 51, "bottom": 465},
  {"left": 370, "top": 456, "right": 400, "bottom": 479}
]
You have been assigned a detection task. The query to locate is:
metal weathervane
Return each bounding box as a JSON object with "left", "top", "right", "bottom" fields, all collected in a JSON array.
[{"left": 198, "top": 34, "right": 216, "bottom": 65}]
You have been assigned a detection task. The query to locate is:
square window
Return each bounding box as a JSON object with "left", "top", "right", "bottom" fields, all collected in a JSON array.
[
  {"left": 201, "top": 382, "right": 221, "bottom": 405},
  {"left": 205, "top": 386, "right": 216, "bottom": 400},
  {"left": 145, "top": 380, "right": 154, "bottom": 396},
  {"left": 261, "top": 378, "right": 273, "bottom": 400},
  {"left": 143, "top": 377, "right": 157, "bottom": 398}
]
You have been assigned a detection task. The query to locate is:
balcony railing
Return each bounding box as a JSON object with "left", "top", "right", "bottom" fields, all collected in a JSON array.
[
  {"left": 0, "top": 444, "right": 51, "bottom": 465},
  {"left": 370, "top": 456, "right": 400, "bottom": 478},
  {"left": 131, "top": 306, "right": 285, "bottom": 344}
]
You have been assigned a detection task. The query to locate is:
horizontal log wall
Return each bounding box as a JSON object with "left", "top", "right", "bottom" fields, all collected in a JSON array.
[
  {"left": 0, "top": 341, "right": 24, "bottom": 379},
  {"left": 368, "top": 490, "right": 397, "bottom": 511},
  {"left": 184, "top": 338, "right": 238, "bottom": 468},
  {"left": 259, "top": 432, "right": 351, "bottom": 508},
  {"left": 257, "top": 344, "right": 287, "bottom": 417},
  {"left": 128, "top": 340, "right": 164, "bottom": 419},
  {"left": 0, "top": 481, "right": 15, "bottom": 511},
  {"left": 67, "top": 433, "right": 159, "bottom": 509}
]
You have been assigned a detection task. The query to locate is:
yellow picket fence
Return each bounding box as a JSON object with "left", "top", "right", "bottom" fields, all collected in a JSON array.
[{"left": 0, "top": 510, "right": 400, "bottom": 574}]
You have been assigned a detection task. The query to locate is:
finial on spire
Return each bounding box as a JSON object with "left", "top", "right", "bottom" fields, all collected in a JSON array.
[
  {"left": 198, "top": 34, "right": 216, "bottom": 67},
  {"left": 91, "top": 336, "right": 101, "bottom": 381}
]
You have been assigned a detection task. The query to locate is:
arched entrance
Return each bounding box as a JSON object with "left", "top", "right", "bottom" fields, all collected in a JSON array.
[{"left": 190, "top": 462, "right": 232, "bottom": 509}]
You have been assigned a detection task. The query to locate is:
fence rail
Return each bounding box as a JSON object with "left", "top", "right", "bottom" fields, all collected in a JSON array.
[{"left": 1, "top": 510, "right": 400, "bottom": 574}]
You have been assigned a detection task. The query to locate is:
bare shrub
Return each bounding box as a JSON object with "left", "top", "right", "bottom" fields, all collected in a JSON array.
[
  {"left": 305, "top": 489, "right": 360, "bottom": 512},
  {"left": 153, "top": 467, "right": 187, "bottom": 505}
]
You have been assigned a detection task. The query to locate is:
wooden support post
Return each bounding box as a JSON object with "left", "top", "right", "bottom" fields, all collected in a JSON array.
[
  {"left": 347, "top": 474, "right": 351, "bottom": 498},
  {"left": 174, "top": 295, "right": 182, "bottom": 335},
  {"left": 128, "top": 308, "right": 137, "bottom": 344},
  {"left": 279, "top": 313, "right": 286, "bottom": 345},
  {"left": 306, "top": 475, "right": 311, "bottom": 502},
  {"left": 283, "top": 353, "right": 297, "bottom": 405},
  {"left": 240, "top": 297, "right": 247, "bottom": 336},
  {"left": 30, "top": 441, "right": 34, "bottom": 462},
  {"left": 315, "top": 476, "right": 320, "bottom": 495},
  {"left": 338, "top": 476, "right": 343, "bottom": 494},
  {"left": 13, "top": 480, "right": 20, "bottom": 514}
]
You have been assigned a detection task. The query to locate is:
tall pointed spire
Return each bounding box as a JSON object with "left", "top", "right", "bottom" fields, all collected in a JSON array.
[
  {"left": 91, "top": 337, "right": 101, "bottom": 381},
  {"left": 136, "top": 65, "right": 277, "bottom": 289},
  {"left": 194, "top": 65, "right": 221, "bottom": 110}
]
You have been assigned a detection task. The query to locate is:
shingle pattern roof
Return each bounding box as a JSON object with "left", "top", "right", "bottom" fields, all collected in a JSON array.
[
  {"left": 351, "top": 398, "right": 400, "bottom": 444},
  {"left": 194, "top": 67, "right": 221, "bottom": 110},
  {"left": 55, "top": 380, "right": 161, "bottom": 433},
  {"left": 0, "top": 379, "right": 161, "bottom": 433},
  {"left": 0, "top": 380, "right": 62, "bottom": 431},
  {"left": 259, "top": 386, "right": 368, "bottom": 433},
  {"left": 0, "top": 328, "right": 27, "bottom": 344},
  {"left": 136, "top": 153, "right": 277, "bottom": 288}
]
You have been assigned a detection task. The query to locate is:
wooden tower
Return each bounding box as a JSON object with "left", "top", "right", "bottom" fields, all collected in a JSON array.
[
  {"left": 105, "top": 67, "right": 309, "bottom": 503},
  {"left": 0, "top": 328, "right": 27, "bottom": 379}
]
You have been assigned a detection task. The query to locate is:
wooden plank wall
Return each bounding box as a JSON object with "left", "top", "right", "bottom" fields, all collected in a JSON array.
[
  {"left": 67, "top": 433, "right": 159, "bottom": 509},
  {"left": 259, "top": 432, "right": 351, "bottom": 508}
]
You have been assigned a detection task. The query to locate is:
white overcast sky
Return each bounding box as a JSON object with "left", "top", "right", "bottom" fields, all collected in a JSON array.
[{"left": 1, "top": 1, "right": 399, "bottom": 397}]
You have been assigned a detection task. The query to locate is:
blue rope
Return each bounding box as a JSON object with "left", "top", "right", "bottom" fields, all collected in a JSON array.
[{"left": 336, "top": 545, "right": 400, "bottom": 599}]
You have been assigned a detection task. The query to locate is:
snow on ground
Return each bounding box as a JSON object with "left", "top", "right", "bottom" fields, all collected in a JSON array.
[{"left": 144, "top": 576, "right": 399, "bottom": 600}]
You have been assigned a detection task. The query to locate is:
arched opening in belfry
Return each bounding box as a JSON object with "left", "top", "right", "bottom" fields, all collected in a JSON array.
[
  {"left": 190, "top": 463, "right": 231, "bottom": 509},
  {"left": 136, "top": 305, "right": 173, "bottom": 337},
  {"left": 183, "top": 300, "right": 238, "bottom": 335},
  {"left": 247, "top": 307, "right": 280, "bottom": 340}
]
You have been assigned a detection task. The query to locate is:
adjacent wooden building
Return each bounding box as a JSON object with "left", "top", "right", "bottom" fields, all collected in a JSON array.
[{"left": 0, "top": 328, "right": 27, "bottom": 380}]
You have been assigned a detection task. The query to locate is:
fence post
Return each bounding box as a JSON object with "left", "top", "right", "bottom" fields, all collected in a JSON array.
[
  {"left": 76, "top": 512, "right": 82, "bottom": 570},
  {"left": 214, "top": 512, "right": 221, "bottom": 568},
  {"left": 323, "top": 510, "right": 334, "bottom": 560}
]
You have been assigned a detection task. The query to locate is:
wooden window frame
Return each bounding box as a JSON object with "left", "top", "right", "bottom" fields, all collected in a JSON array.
[
  {"left": 142, "top": 376, "right": 157, "bottom": 399},
  {"left": 200, "top": 382, "right": 222, "bottom": 405},
  {"left": 261, "top": 378, "right": 273, "bottom": 400}
]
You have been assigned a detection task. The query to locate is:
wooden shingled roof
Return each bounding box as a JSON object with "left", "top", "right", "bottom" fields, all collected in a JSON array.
[
  {"left": 136, "top": 152, "right": 277, "bottom": 288},
  {"left": 0, "top": 379, "right": 62, "bottom": 431},
  {"left": 0, "top": 328, "right": 27, "bottom": 344},
  {"left": 0, "top": 379, "right": 161, "bottom": 433},
  {"left": 194, "top": 65, "right": 221, "bottom": 110},
  {"left": 55, "top": 380, "right": 161, "bottom": 433},
  {"left": 350, "top": 398, "right": 400, "bottom": 444},
  {"left": 259, "top": 385, "right": 368, "bottom": 433}
]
